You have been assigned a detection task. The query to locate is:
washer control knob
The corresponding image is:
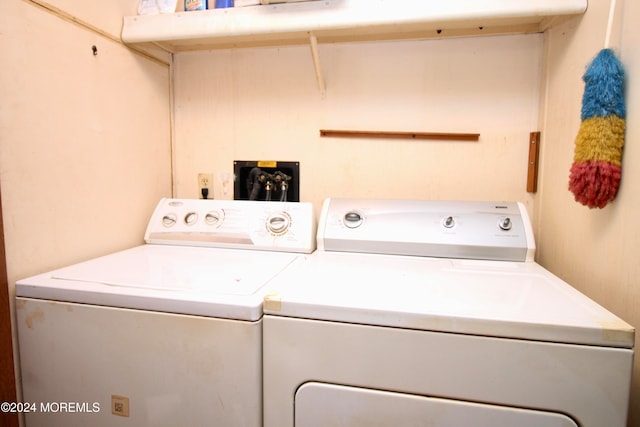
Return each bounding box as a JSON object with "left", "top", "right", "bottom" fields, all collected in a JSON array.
[
  {"left": 162, "top": 214, "right": 177, "bottom": 227},
  {"left": 344, "top": 212, "right": 363, "bottom": 228},
  {"left": 205, "top": 210, "right": 224, "bottom": 227},
  {"left": 443, "top": 216, "right": 455, "bottom": 228},
  {"left": 499, "top": 217, "right": 512, "bottom": 231},
  {"left": 184, "top": 212, "right": 198, "bottom": 226},
  {"left": 267, "top": 212, "right": 291, "bottom": 235}
]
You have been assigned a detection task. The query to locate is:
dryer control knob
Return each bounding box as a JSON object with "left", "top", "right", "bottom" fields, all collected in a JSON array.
[
  {"left": 267, "top": 212, "right": 291, "bottom": 235},
  {"left": 443, "top": 216, "right": 455, "bottom": 228},
  {"left": 499, "top": 217, "right": 512, "bottom": 231},
  {"left": 343, "top": 212, "right": 363, "bottom": 228}
]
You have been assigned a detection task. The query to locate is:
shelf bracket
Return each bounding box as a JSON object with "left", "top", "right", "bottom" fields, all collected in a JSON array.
[{"left": 308, "top": 32, "right": 326, "bottom": 98}]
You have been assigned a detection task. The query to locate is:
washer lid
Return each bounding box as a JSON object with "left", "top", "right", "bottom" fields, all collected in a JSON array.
[
  {"left": 17, "top": 245, "right": 305, "bottom": 321},
  {"left": 264, "top": 252, "right": 634, "bottom": 348}
]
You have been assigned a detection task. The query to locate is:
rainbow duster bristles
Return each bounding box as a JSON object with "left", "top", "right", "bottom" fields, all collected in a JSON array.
[{"left": 568, "top": 48, "right": 626, "bottom": 209}]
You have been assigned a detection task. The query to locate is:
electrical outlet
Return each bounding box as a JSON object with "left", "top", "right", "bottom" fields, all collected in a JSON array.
[{"left": 198, "top": 173, "right": 214, "bottom": 199}]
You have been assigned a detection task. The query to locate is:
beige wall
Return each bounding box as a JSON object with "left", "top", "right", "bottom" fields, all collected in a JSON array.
[
  {"left": 538, "top": 0, "right": 640, "bottom": 424},
  {"left": 0, "top": 0, "right": 172, "bottom": 405},
  {"left": 0, "top": 0, "right": 172, "bottom": 278},
  {"left": 173, "top": 34, "right": 543, "bottom": 216}
]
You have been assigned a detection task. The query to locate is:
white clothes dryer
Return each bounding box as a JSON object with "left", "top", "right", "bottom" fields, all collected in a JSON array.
[
  {"left": 263, "top": 198, "right": 634, "bottom": 427},
  {"left": 16, "top": 198, "right": 315, "bottom": 427}
]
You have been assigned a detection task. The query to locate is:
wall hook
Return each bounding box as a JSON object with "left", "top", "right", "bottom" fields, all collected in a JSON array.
[{"left": 91, "top": 45, "right": 98, "bottom": 56}]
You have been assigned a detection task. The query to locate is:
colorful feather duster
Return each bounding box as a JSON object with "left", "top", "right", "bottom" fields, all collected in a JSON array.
[{"left": 568, "top": 48, "right": 626, "bottom": 208}]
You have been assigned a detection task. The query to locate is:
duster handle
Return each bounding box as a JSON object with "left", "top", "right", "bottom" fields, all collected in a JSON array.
[{"left": 604, "top": 0, "right": 617, "bottom": 49}]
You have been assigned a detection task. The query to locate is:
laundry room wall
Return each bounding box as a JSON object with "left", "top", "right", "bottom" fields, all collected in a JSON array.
[
  {"left": 536, "top": 0, "right": 640, "bottom": 425},
  {"left": 0, "top": 0, "right": 172, "bottom": 280},
  {"left": 0, "top": 0, "right": 172, "bottom": 409},
  {"left": 172, "top": 33, "right": 543, "bottom": 216}
]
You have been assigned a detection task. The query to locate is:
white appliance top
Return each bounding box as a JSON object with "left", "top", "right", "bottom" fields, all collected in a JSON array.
[
  {"left": 16, "top": 198, "right": 316, "bottom": 320},
  {"left": 264, "top": 198, "right": 634, "bottom": 348}
]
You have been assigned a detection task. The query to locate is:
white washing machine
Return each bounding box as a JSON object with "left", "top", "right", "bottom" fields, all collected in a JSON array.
[
  {"left": 263, "top": 198, "right": 635, "bottom": 427},
  {"left": 15, "top": 198, "right": 315, "bottom": 427}
]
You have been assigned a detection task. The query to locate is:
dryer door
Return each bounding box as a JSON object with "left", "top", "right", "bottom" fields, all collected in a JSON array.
[{"left": 295, "top": 383, "right": 578, "bottom": 427}]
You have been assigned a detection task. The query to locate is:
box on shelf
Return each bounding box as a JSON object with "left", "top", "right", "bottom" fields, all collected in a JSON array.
[
  {"left": 235, "top": 0, "right": 260, "bottom": 6},
  {"left": 260, "top": 0, "right": 315, "bottom": 4}
]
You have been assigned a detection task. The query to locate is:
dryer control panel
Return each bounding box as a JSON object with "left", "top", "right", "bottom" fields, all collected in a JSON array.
[
  {"left": 145, "top": 198, "right": 316, "bottom": 253},
  {"left": 317, "top": 198, "right": 535, "bottom": 262}
]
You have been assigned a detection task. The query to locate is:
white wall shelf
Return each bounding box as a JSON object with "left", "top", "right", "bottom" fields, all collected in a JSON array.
[{"left": 121, "top": 0, "right": 587, "bottom": 53}]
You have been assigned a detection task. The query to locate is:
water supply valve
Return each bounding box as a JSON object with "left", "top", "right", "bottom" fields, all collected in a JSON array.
[{"left": 235, "top": 161, "right": 299, "bottom": 202}]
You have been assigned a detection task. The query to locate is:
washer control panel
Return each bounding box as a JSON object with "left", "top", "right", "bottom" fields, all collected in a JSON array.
[
  {"left": 318, "top": 198, "right": 535, "bottom": 262},
  {"left": 144, "top": 198, "right": 316, "bottom": 253}
]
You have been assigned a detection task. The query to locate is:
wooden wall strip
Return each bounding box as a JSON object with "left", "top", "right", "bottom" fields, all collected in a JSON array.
[
  {"left": 319, "top": 129, "right": 480, "bottom": 141},
  {"left": 527, "top": 131, "right": 541, "bottom": 193}
]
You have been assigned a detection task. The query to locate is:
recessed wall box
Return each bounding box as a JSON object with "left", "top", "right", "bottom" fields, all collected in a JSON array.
[{"left": 234, "top": 160, "right": 300, "bottom": 202}]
